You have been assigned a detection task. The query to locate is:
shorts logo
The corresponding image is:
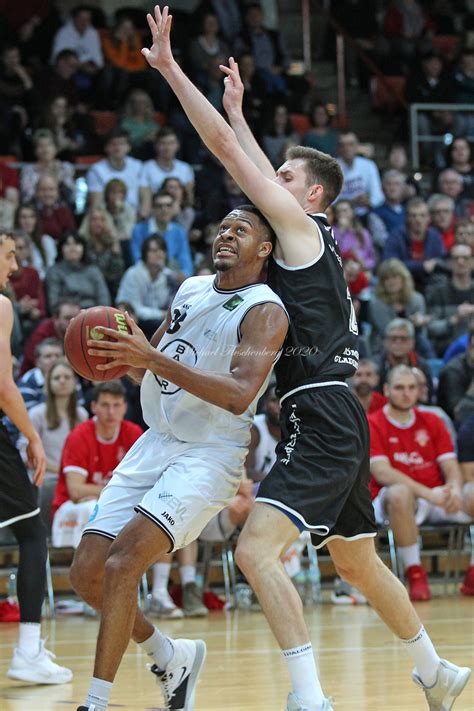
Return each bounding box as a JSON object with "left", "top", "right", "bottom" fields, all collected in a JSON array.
[
  {"left": 158, "top": 493, "right": 187, "bottom": 521},
  {"left": 161, "top": 511, "right": 175, "bottom": 526},
  {"left": 88, "top": 504, "right": 99, "bottom": 523},
  {"left": 281, "top": 405, "right": 301, "bottom": 465}
]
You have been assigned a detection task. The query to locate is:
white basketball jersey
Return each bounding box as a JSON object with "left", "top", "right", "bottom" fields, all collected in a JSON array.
[
  {"left": 140, "top": 276, "right": 287, "bottom": 448},
  {"left": 253, "top": 413, "right": 278, "bottom": 476}
]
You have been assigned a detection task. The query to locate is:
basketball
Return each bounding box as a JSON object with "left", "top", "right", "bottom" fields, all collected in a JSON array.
[{"left": 64, "top": 306, "right": 131, "bottom": 381}]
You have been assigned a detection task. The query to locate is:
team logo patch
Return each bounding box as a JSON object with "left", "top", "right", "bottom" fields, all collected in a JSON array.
[
  {"left": 414, "top": 429, "right": 429, "bottom": 447},
  {"left": 154, "top": 339, "right": 198, "bottom": 395},
  {"left": 222, "top": 294, "right": 244, "bottom": 311}
]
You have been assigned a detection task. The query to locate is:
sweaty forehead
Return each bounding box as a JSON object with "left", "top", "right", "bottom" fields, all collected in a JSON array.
[{"left": 277, "top": 159, "right": 305, "bottom": 175}]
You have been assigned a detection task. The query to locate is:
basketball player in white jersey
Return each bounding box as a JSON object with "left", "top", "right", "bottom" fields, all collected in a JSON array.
[
  {"left": 141, "top": 8, "right": 471, "bottom": 711},
  {"left": 70, "top": 205, "right": 288, "bottom": 711}
]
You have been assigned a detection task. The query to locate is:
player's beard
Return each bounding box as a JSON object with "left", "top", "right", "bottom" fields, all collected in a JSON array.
[{"left": 214, "top": 259, "right": 233, "bottom": 272}]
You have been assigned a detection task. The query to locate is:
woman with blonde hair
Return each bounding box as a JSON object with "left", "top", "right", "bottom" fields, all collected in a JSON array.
[
  {"left": 79, "top": 206, "right": 124, "bottom": 299},
  {"left": 18, "top": 358, "right": 88, "bottom": 528},
  {"left": 368, "top": 258, "right": 433, "bottom": 355}
]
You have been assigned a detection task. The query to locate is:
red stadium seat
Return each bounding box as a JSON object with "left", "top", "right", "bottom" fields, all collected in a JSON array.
[
  {"left": 432, "top": 35, "right": 460, "bottom": 62},
  {"left": 155, "top": 111, "right": 167, "bottom": 127},
  {"left": 289, "top": 113, "right": 311, "bottom": 136},
  {"left": 91, "top": 111, "right": 118, "bottom": 135},
  {"left": 74, "top": 154, "right": 104, "bottom": 166},
  {"left": 371, "top": 76, "right": 406, "bottom": 112}
]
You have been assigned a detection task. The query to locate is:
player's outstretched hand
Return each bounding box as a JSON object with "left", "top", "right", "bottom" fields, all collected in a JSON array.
[
  {"left": 220, "top": 57, "right": 244, "bottom": 117},
  {"left": 87, "top": 312, "right": 156, "bottom": 371},
  {"left": 142, "top": 5, "right": 174, "bottom": 71}
]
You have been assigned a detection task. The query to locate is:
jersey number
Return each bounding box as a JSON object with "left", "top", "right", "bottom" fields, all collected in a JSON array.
[{"left": 347, "top": 288, "right": 358, "bottom": 335}]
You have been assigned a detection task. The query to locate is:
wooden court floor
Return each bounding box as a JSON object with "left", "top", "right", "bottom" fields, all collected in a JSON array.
[{"left": 0, "top": 595, "right": 473, "bottom": 710}]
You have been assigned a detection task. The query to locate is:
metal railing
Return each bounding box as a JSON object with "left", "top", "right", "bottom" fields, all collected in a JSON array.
[{"left": 410, "top": 103, "right": 474, "bottom": 169}]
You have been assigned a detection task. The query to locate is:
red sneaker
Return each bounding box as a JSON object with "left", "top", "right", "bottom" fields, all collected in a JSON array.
[
  {"left": 460, "top": 565, "right": 474, "bottom": 596},
  {"left": 405, "top": 565, "right": 432, "bottom": 601},
  {"left": 0, "top": 599, "right": 20, "bottom": 622}
]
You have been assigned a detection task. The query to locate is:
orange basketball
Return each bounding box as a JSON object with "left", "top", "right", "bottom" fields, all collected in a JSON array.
[{"left": 64, "top": 306, "right": 131, "bottom": 381}]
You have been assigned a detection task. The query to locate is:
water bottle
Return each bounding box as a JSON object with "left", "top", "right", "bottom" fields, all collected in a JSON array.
[{"left": 7, "top": 571, "right": 17, "bottom": 602}]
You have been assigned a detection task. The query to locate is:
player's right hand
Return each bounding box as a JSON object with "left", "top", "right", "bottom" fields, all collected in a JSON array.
[
  {"left": 220, "top": 57, "right": 245, "bottom": 116},
  {"left": 27, "top": 435, "right": 46, "bottom": 487}
]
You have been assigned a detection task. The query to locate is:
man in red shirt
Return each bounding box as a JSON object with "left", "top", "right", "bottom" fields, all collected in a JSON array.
[
  {"left": 35, "top": 174, "right": 76, "bottom": 242},
  {"left": 21, "top": 299, "right": 80, "bottom": 375},
  {"left": 51, "top": 381, "right": 142, "bottom": 547},
  {"left": 351, "top": 358, "right": 387, "bottom": 414},
  {"left": 369, "top": 365, "right": 474, "bottom": 601}
]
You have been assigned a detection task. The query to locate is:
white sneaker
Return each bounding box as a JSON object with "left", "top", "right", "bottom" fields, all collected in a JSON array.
[
  {"left": 150, "top": 638, "right": 206, "bottom": 710},
  {"left": 150, "top": 589, "right": 184, "bottom": 619},
  {"left": 412, "top": 659, "right": 471, "bottom": 710},
  {"left": 285, "top": 693, "right": 334, "bottom": 710},
  {"left": 330, "top": 577, "right": 367, "bottom": 605},
  {"left": 8, "top": 640, "right": 73, "bottom": 684}
]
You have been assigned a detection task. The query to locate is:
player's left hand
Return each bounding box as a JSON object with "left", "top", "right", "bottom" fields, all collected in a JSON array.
[
  {"left": 141, "top": 5, "right": 174, "bottom": 71},
  {"left": 87, "top": 312, "right": 156, "bottom": 370},
  {"left": 443, "top": 483, "right": 463, "bottom": 515}
]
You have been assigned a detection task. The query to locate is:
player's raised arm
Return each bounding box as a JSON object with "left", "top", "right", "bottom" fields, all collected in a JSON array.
[
  {"left": 141, "top": 6, "right": 318, "bottom": 265},
  {"left": 220, "top": 57, "right": 276, "bottom": 180}
]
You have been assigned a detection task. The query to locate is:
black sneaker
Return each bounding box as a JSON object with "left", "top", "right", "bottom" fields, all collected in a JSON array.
[{"left": 150, "top": 638, "right": 206, "bottom": 710}]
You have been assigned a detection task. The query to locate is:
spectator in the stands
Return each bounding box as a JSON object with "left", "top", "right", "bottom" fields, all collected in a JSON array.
[
  {"left": 230, "top": 52, "right": 268, "bottom": 138},
  {"left": 337, "top": 131, "right": 384, "bottom": 217},
  {"left": 383, "top": 197, "right": 445, "bottom": 291},
  {"left": 457, "top": 412, "right": 474, "bottom": 595},
  {"left": 0, "top": 43, "right": 35, "bottom": 116},
  {"left": 42, "top": 49, "right": 80, "bottom": 105},
  {"left": 405, "top": 51, "right": 453, "bottom": 106},
  {"left": 103, "top": 178, "right": 136, "bottom": 268},
  {"left": 386, "top": 143, "right": 419, "bottom": 199},
  {"left": 189, "top": 11, "right": 230, "bottom": 85},
  {"left": 426, "top": 243, "right": 474, "bottom": 357},
  {"left": 120, "top": 89, "right": 159, "bottom": 156},
  {"left": 17, "top": 338, "right": 64, "bottom": 412},
  {"left": 438, "top": 324, "right": 474, "bottom": 426},
  {"left": 261, "top": 104, "right": 298, "bottom": 168},
  {"left": 369, "top": 170, "right": 407, "bottom": 249},
  {"left": 368, "top": 259, "right": 430, "bottom": 357},
  {"left": 332, "top": 199, "right": 376, "bottom": 272},
  {"left": 350, "top": 358, "right": 387, "bottom": 415},
  {"left": 21, "top": 299, "right": 80, "bottom": 376},
  {"left": 116, "top": 235, "right": 178, "bottom": 339},
  {"left": 412, "top": 367, "right": 456, "bottom": 446},
  {"left": 444, "top": 137, "right": 474, "bottom": 201},
  {"left": 196, "top": 0, "right": 242, "bottom": 47},
  {"left": 17, "top": 358, "right": 88, "bottom": 529},
  {"left": 162, "top": 177, "right": 196, "bottom": 234},
  {"left": 130, "top": 190, "right": 193, "bottom": 278},
  {"left": 196, "top": 171, "right": 247, "bottom": 231},
  {"left": 78, "top": 206, "right": 124, "bottom": 300},
  {"left": 21, "top": 129, "right": 75, "bottom": 206},
  {"left": 101, "top": 14, "right": 148, "bottom": 106},
  {"left": 383, "top": 0, "right": 434, "bottom": 65},
  {"left": 369, "top": 365, "right": 472, "bottom": 602},
  {"left": 14, "top": 203, "right": 57, "bottom": 279},
  {"left": 455, "top": 219, "right": 474, "bottom": 250},
  {"left": 0, "top": 159, "right": 19, "bottom": 209},
  {"left": 38, "top": 95, "right": 97, "bottom": 161},
  {"left": 10, "top": 233, "right": 46, "bottom": 339},
  {"left": 139, "top": 127, "right": 195, "bottom": 217},
  {"left": 237, "top": 3, "right": 290, "bottom": 95},
  {"left": 45, "top": 232, "right": 110, "bottom": 313},
  {"left": 35, "top": 175, "right": 76, "bottom": 242},
  {"left": 301, "top": 102, "right": 338, "bottom": 156},
  {"left": 374, "top": 318, "right": 433, "bottom": 397},
  {"left": 86, "top": 128, "right": 143, "bottom": 213},
  {"left": 438, "top": 169, "right": 469, "bottom": 217},
  {"left": 51, "top": 5, "right": 103, "bottom": 76},
  {"left": 453, "top": 49, "right": 474, "bottom": 113},
  {"left": 427, "top": 193, "right": 456, "bottom": 252}
]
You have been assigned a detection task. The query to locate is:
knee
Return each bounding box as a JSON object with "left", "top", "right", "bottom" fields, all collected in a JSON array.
[
  {"left": 104, "top": 548, "right": 142, "bottom": 585},
  {"left": 334, "top": 551, "right": 384, "bottom": 589},
  {"left": 385, "top": 484, "right": 415, "bottom": 517},
  {"left": 235, "top": 535, "right": 263, "bottom": 577},
  {"left": 70, "top": 550, "right": 102, "bottom": 597}
]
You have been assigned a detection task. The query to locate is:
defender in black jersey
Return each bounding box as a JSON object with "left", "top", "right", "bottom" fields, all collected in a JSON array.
[{"left": 144, "top": 14, "right": 472, "bottom": 711}]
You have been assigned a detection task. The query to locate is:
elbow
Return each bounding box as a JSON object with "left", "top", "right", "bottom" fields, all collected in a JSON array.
[
  {"left": 67, "top": 487, "right": 81, "bottom": 503},
  {"left": 228, "top": 393, "right": 252, "bottom": 416}
]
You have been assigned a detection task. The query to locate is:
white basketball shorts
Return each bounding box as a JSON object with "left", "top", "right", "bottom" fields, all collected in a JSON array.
[
  {"left": 372, "top": 483, "right": 473, "bottom": 526},
  {"left": 82, "top": 428, "right": 244, "bottom": 551}
]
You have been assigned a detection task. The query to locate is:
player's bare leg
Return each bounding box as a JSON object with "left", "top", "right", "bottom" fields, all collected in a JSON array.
[{"left": 236, "top": 503, "right": 329, "bottom": 711}]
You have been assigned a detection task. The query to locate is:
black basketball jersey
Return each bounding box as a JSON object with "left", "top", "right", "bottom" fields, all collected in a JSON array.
[{"left": 267, "top": 213, "right": 359, "bottom": 397}]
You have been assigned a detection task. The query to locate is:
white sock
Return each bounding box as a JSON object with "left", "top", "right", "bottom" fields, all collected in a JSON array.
[
  {"left": 180, "top": 565, "right": 196, "bottom": 587},
  {"left": 85, "top": 677, "right": 113, "bottom": 711},
  {"left": 399, "top": 544, "right": 421, "bottom": 570},
  {"left": 18, "top": 622, "right": 41, "bottom": 657},
  {"left": 402, "top": 625, "right": 441, "bottom": 687},
  {"left": 283, "top": 643, "right": 325, "bottom": 711},
  {"left": 152, "top": 562, "right": 171, "bottom": 598},
  {"left": 139, "top": 627, "right": 174, "bottom": 670}
]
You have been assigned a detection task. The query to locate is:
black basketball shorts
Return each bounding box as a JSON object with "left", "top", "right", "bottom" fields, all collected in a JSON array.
[
  {"left": 0, "top": 422, "right": 40, "bottom": 528},
  {"left": 256, "top": 384, "right": 377, "bottom": 549}
]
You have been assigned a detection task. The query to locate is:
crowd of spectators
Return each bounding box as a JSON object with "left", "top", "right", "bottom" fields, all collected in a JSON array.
[{"left": 0, "top": 1, "right": 473, "bottom": 611}]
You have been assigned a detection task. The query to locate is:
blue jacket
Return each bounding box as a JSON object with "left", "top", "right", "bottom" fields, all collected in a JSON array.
[
  {"left": 131, "top": 220, "right": 194, "bottom": 277},
  {"left": 383, "top": 226, "right": 444, "bottom": 280},
  {"left": 373, "top": 202, "right": 406, "bottom": 235}
]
